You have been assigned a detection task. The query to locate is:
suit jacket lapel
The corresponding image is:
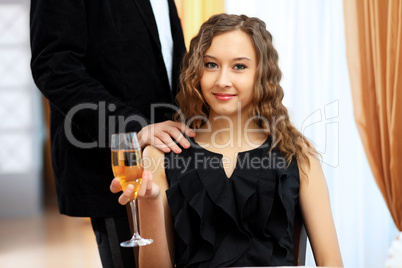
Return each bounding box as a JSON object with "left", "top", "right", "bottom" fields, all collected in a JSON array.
[{"left": 132, "top": 0, "right": 161, "bottom": 50}]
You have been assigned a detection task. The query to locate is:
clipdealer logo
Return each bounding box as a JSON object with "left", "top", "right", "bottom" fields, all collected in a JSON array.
[
  {"left": 64, "top": 101, "right": 149, "bottom": 149},
  {"left": 301, "top": 100, "right": 339, "bottom": 168},
  {"left": 63, "top": 99, "right": 340, "bottom": 169}
]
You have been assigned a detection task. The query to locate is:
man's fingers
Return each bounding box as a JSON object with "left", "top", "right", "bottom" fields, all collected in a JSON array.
[
  {"left": 181, "top": 124, "right": 196, "bottom": 138},
  {"left": 137, "top": 121, "right": 195, "bottom": 153},
  {"left": 171, "top": 121, "right": 193, "bottom": 134},
  {"left": 175, "top": 132, "right": 191, "bottom": 149},
  {"left": 184, "top": 128, "right": 196, "bottom": 137},
  {"left": 152, "top": 130, "right": 181, "bottom": 153},
  {"left": 152, "top": 137, "right": 171, "bottom": 153},
  {"left": 175, "top": 122, "right": 196, "bottom": 137},
  {"left": 163, "top": 126, "right": 191, "bottom": 149},
  {"left": 162, "top": 121, "right": 195, "bottom": 141},
  {"left": 157, "top": 134, "right": 182, "bottom": 154}
]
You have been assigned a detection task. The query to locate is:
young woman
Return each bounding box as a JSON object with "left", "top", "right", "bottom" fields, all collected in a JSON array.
[{"left": 111, "top": 14, "right": 343, "bottom": 268}]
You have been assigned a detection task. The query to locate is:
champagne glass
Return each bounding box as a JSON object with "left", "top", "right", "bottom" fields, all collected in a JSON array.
[{"left": 111, "top": 132, "right": 153, "bottom": 247}]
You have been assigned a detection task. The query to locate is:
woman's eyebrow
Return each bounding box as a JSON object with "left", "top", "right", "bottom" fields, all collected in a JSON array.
[
  {"left": 203, "top": 55, "right": 216, "bottom": 60},
  {"left": 233, "top": 57, "right": 252, "bottom": 61},
  {"left": 203, "top": 55, "right": 252, "bottom": 61}
]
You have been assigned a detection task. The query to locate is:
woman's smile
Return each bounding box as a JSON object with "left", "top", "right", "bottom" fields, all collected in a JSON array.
[{"left": 212, "top": 93, "right": 237, "bottom": 101}]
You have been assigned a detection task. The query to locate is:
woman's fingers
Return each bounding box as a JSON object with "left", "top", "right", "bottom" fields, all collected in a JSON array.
[
  {"left": 137, "top": 171, "right": 153, "bottom": 198},
  {"left": 136, "top": 170, "right": 160, "bottom": 200},
  {"left": 110, "top": 178, "right": 122, "bottom": 193},
  {"left": 112, "top": 171, "right": 158, "bottom": 205},
  {"left": 137, "top": 171, "right": 149, "bottom": 197},
  {"left": 145, "top": 171, "right": 153, "bottom": 193},
  {"left": 118, "top": 184, "right": 134, "bottom": 205}
]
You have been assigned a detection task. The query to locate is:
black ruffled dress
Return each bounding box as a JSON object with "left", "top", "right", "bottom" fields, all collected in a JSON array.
[{"left": 165, "top": 137, "right": 300, "bottom": 267}]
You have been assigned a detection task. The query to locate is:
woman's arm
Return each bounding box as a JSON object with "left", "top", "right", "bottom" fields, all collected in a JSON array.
[
  {"left": 299, "top": 154, "right": 343, "bottom": 267},
  {"left": 110, "top": 145, "right": 174, "bottom": 267},
  {"left": 137, "top": 146, "right": 175, "bottom": 268}
]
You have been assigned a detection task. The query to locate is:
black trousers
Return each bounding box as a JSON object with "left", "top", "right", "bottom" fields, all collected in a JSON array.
[{"left": 91, "top": 215, "right": 136, "bottom": 268}]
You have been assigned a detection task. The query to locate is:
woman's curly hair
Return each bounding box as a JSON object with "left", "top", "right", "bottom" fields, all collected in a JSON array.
[{"left": 175, "top": 13, "right": 318, "bottom": 173}]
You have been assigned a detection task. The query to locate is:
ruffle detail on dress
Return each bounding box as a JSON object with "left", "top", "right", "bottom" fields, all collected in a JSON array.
[
  {"left": 167, "top": 167, "right": 251, "bottom": 268},
  {"left": 166, "top": 149, "right": 294, "bottom": 267},
  {"left": 268, "top": 163, "right": 292, "bottom": 261},
  {"left": 231, "top": 150, "right": 290, "bottom": 264}
]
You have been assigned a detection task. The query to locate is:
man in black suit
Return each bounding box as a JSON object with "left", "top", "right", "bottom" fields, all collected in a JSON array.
[{"left": 30, "top": 0, "right": 192, "bottom": 267}]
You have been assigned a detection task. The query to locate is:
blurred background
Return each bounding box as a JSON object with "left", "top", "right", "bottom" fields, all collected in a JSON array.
[{"left": 0, "top": 0, "right": 399, "bottom": 267}]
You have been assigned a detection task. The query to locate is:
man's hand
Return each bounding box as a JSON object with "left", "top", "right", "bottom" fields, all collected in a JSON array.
[{"left": 137, "top": 120, "right": 195, "bottom": 154}]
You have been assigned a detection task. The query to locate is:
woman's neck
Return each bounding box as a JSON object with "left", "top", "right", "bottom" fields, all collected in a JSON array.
[{"left": 196, "top": 112, "right": 267, "bottom": 150}]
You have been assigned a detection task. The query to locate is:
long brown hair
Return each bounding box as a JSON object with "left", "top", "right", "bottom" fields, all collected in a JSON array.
[{"left": 176, "top": 13, "right": 318, "bottom": 173}]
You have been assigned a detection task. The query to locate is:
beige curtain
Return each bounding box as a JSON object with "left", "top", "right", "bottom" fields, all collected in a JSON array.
[
  {"left": 343, "top": 0, "right": 402, "bottom": 230},
  {"left": 42, "top": 98, "right": 57, "bottom": 203},
  {"left": 174, "top": 0, "right": 225, "bottom": 48}
]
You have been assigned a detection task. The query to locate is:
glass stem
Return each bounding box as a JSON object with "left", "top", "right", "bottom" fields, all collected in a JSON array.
[{"left": 130, "top": 199, "right": 141, "bottom": 240}]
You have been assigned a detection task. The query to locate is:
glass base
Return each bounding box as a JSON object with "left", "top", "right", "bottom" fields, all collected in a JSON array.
[{"left": 120, "top": 238, "right": 153, "bottom": 247}]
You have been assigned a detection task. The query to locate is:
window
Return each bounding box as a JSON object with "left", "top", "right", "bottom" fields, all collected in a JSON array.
[{"left": 0, "top": 0, "right": 43, "bottom": 217}]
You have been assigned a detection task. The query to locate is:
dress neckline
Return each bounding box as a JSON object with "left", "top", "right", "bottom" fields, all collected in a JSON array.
[
  {"left": 188, "top": 136, "right": 271, "bottom": 180},
  {"left": 189, "top": 135, "right": 271, "bottom": 156}
]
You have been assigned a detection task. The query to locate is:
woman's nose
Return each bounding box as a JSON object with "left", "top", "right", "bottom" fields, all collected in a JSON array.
[{"left": 215, "top": 69, "right": 232, "bottom": 88}]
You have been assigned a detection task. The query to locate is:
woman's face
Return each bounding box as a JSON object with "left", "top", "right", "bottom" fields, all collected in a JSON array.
[{"left": 200, "top": 30, "right": 258, "bottom": 120}]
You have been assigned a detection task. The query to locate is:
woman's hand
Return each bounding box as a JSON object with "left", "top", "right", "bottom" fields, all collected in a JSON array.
[
  {"left": 109, "top": 170, "right": 161, "bottom": 205},
  {"left": 111, "top": 145, "right": 174, "bottom": 267}
]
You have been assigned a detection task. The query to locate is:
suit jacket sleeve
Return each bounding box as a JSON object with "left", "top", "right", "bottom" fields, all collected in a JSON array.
[{"left": 30, "top": 0, "right": 149, "bottom": 141}]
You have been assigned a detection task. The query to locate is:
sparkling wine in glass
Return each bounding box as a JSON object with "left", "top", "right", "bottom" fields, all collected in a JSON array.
[{"left": 111, "top": 132, "right": 153, "bottom": 247}]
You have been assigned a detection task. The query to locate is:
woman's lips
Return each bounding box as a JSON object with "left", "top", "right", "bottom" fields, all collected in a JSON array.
[{"left": 213, "top": 93, "right": 236, "bottom": 101}]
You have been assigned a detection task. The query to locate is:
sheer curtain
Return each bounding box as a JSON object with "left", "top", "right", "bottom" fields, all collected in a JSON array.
[
  {"left": 225, "top": 1, "right": 398, "bottom": 267},
  {"left": 0, "top": 0, "right": 44, "bottom": 217}
]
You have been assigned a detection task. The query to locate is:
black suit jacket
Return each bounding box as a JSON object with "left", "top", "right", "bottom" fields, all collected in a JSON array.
[{"left": 30, "top": 0, "right": 186, "bottom": 217}]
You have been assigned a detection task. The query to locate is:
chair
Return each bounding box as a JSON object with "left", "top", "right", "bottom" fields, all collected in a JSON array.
[{"left": 292, "top": 204, "right": 307, "bottom": 266}]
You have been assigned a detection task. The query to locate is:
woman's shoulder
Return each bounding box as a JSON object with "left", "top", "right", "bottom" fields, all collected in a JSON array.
[
  {"left": 143, "top": 145, "right": 164, "bottom": 158},
  {"left": 143, "top": 145, "right": 166, "bottom": 176},
  {"left": 296, "top": 141, "right": 322, "bottom": 182}
]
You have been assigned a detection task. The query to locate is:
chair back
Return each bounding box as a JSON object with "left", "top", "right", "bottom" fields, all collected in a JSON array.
[{"left": 292, "top": 204, "right": 307, "bottom": 266}]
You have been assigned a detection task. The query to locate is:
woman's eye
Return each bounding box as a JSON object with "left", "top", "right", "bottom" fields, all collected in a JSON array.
[
  {"left": 234, "top": 64, "right": 247, "bottom": 70},
  {"left": 204, "top": 62, "right": 217, "bottom": 69}
]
